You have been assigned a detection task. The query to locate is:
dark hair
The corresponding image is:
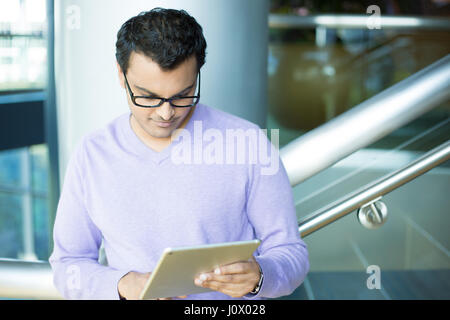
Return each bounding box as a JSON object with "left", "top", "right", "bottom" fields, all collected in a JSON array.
[{"left": 115, "top": 8, "right": 207, "bottom": 74}]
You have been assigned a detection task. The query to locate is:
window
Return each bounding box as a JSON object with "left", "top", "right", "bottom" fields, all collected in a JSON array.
[{"left": 0, "top": 0, "right": 51, "bottom": 261}]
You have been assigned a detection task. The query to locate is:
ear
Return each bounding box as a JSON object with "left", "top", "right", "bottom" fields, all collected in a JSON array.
[{"left": 116, "top": 61, "right": 125, "bottom": 89}]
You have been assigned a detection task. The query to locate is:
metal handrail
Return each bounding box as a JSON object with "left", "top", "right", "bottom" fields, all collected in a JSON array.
[
  {"left": 269, "top": 14, "right": 450, "bottom": 30},
  {"left": 297, "top": 141, "right": 450, "bottom": 238},
  {"left": 280, "top": 54, "right": 450, "bottom": 187}
]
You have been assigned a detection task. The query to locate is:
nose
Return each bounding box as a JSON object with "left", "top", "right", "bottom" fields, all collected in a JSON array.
[{"left": 155, "top": 100, "right": 175, "bottom": 121}]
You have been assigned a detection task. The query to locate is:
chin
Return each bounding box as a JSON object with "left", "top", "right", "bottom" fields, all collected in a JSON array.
[{"left": 147, "top": 126, "right": 174, "bottom": 139}]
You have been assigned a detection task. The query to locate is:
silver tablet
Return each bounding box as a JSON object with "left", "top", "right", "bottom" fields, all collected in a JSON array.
[{"left": 139, "top": 239, "right": 261, "bottom": 300}]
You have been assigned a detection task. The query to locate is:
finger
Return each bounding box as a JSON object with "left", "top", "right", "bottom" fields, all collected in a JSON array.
[
  {"left": 215, "top": 261, "right": 252, "bottom": 275},
  {"left": 200, "top": 273, "right": 249, "bottom": 284},
  {"left": 194, "top": 273, "right": 249, "bottom": 287},
  {"left": 202, "top": 280, "right": 247, "bottom": 297},
  {"left": 157, "top": 296, "right": 186, "bottom": 300}
]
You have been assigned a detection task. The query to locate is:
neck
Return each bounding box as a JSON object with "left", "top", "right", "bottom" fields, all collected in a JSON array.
[{"left": 129, "top": 105, "right": 197, "bottom": 151}]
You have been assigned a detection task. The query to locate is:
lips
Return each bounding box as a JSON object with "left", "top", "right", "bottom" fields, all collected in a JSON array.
[{"left": 154, "top": 120, "right": 174, "bottom": 127}]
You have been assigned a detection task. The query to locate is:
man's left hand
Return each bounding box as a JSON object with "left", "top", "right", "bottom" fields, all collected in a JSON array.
[{"left": 194, "top": 256, "right": 261, "bottom": 298}]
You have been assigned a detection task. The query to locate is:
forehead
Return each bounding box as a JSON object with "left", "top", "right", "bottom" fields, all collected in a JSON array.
[{"left": 127, "top": 52, "right": 197, "bottom": 83}]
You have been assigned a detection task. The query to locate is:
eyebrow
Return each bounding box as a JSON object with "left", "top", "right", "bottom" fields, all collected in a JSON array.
[{"left": 134, "top": 82, "right": 195, "bottom": 97}]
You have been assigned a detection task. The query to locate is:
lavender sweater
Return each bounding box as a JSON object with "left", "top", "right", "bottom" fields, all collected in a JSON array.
[{"left": 49, "top": 103, "right": 309, "bottom": 300}]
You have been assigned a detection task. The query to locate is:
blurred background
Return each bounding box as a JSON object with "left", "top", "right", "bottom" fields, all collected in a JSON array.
[{"left": 0, "top": 0, "right": 449, "bottom": 299}]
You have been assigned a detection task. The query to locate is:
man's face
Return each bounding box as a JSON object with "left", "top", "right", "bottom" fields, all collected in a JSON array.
[{"left": 117, "top": 52, "right": 198, "bottom": 139}]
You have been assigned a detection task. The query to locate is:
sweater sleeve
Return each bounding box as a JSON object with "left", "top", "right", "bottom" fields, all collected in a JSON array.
[
  {"left": 48, "top": 138, "right": 129, "bottom": 299},
  {"left": 243, "top": 127, "right": 309, "bottom": 299}
]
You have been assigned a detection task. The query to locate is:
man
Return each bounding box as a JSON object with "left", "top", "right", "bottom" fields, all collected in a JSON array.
[{"left": 49, "top": 8, "right": 309, "bottom": 300}]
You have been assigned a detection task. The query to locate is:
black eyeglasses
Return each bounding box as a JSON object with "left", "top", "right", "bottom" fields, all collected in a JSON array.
[{"left": 123, "top": 71, "right": 201, "bottom": 108}]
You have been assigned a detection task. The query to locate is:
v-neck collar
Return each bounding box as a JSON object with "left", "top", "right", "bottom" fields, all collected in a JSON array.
[{"left": 121, "top": 104, "right": 201, "bottom": 165}]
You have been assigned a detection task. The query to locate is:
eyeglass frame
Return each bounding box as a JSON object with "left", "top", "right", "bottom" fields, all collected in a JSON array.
[{"left": 123, "top": 70, "right": 201, "bottom": 108}]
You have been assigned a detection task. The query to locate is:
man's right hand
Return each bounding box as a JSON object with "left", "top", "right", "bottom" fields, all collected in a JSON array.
[{"left": 118, "top": 271, "right": 187, "bottom": 300}]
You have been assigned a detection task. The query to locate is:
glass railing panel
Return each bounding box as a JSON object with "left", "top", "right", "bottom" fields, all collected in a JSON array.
[
  {"left": 292, "top": 109, "right": 450, "bottom": 218},
  {"left": 281, "top": 155, "right": 449, "bottom": 299},
  {"left": 281, "top": 113, "right": 450, "bottom": 299}
]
